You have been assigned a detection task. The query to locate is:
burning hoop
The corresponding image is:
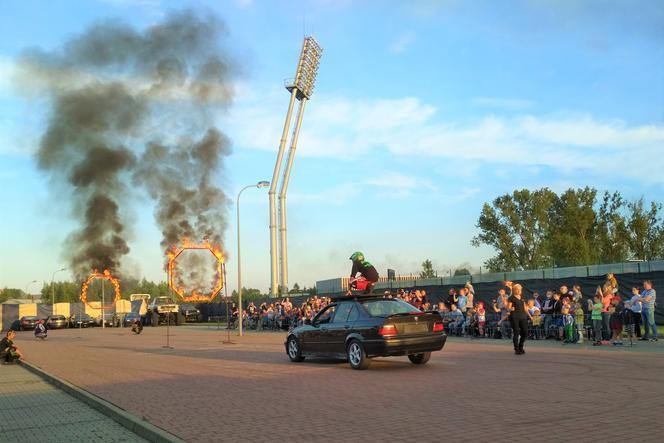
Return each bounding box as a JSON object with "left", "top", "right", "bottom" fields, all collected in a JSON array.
[
  {"left": 80, "top": 269, "right": 122, "bottom": 310},
  {"left": 167, "top": 238, "right": 225, "bottom": 303}
]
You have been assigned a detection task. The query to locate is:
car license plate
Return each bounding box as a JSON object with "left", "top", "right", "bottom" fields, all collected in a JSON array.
[{"left": 403, "top": 323, "right": 428, "bottom": 334}]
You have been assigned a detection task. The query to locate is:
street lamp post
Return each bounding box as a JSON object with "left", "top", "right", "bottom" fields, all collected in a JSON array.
[
  {"left": 25, "top": 280, "right": 37, "bottom": 303},
  {"left": 50, "top": 267, "right": 67, "bottom": 310},
  {"left": 237, "top": 180, "right": 270, "bottom": 337}
]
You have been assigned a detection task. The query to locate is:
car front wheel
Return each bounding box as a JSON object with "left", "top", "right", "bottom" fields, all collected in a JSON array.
[
  {"left": 287, "top": 336, "right": 304, "bottom": 362},
  {"left": 408, "top": 352, "right": 431, "bottom": 365},
  {"left": 347, "top": 339, "right": 371, "bottom": 370}
]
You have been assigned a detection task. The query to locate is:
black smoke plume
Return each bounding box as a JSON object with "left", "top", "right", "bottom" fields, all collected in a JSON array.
[{"left": 19, "top": 10, "right": 234, "bottom": 280}]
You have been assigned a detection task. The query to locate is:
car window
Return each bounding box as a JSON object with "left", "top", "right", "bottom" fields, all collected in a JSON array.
[
  {"left": 360, "top": 299, "right": 420, "bottom": 317},
  {"left": 347, "top": 305, "right": 359, "bottom": 322},
  {"left": 332, "top": 303, "right": 353, "bottom": 323},
  {"left": 314, "top": 305, "right": 337, "bottom": 325}
]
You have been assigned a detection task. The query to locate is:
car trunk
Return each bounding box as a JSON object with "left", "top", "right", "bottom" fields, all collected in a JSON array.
[{"left": 386, "top": 312, "right": 442, "bottom": 336}]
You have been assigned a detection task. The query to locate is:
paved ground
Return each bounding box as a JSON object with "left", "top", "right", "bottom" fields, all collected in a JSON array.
[
  {"left": 11, "top": 326, "right": 664, "bottom": 442},
  {"left": 0, "top": 362, "right": 146, "bottom": 442}
]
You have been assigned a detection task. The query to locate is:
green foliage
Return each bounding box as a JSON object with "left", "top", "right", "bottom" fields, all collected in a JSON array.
[
  {"left": 290, "top": 282, "right": 301, "bottom": 293},
  {"left": 40, "top": 281, "right": 80, "bottom": 303},
  {"left": 1, "top": 288, "right": 26, "bottom": 303},
  {"left": 473, "top": 188, "right": 664, "bottom": 272},
  {"left": 419, "top": 259, "right": 436, "bottom": 279},
  {"left": 453, "top": 268, "right": 470, "bottom": 276}
]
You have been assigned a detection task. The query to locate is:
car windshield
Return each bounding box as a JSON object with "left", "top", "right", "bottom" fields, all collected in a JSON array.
[
  {"left": 24, "top": 316, "right": 39, "bottom": 320},
  {"left": 51, "top": 316, "right": 65, "bottom": 320},
  {"left": 360, "top": 299, "right": 420, "bottom": 318}
]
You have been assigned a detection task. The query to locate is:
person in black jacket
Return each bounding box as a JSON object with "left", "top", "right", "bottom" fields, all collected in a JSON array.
[
  {"left": 0, "top": 330, "right": 23, "bottom": 364},
  {"left": 348, "top": 251, "right": 379, "bottom": 294},
  {"left": 506, "top": 283, "right": 532, "bottom": 355}
]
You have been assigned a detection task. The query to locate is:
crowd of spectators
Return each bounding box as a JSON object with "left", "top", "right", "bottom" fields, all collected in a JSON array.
[
  {"left": 229, "top": 296, "right": 333, "bottom": 331},
  {"left": 229, "top": 273, "right": 658, "bottom": 346}
]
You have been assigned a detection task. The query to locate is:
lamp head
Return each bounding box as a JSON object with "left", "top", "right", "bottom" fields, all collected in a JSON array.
[{"left": 257, "top": 181, "right": 270, "bottom": 188}]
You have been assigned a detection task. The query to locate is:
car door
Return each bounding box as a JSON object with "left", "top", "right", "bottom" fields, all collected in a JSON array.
[
  {"left": 326, "top": 302, "right": 355, "bottom": 355},
  {"left": 306, "top": 304, "right": 337, "bottom": 355}
]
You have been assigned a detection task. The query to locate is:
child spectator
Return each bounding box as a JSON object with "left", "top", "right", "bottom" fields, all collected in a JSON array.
[
  {"left": 591, "top": 294, "right": 604, "bottom": 346},
  {"left": 0, "top": 330, "right": 23, "bottom": 364},
  {"left": 609, "top": 299, "right": 624, "bottom": 346},
  {"left": 476, "top": 302, "right": 486, "bottom": 337},
  {"left": 573, "top": 303, "right": 585, "bottom": 344},
  {"left": 628, "top": 287, "right": 642, "bottom": 338},
  {"left": 562, "top": 306, "right": 575, "bottom": 343},
  {"left": 457, "top": 288, "right": 468, "bottom": 313}
]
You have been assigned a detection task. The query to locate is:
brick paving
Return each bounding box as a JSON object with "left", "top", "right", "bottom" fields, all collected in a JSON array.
[
  {"left": 11, "top": 326, "right": 664, "bottom": 442},
  {"left": 0, "top": 362, "right": 145, "bottom": 442}
]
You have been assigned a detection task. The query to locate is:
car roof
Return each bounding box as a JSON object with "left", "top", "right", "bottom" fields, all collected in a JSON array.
[{"left": 330, "top": 295, "right": 384, "bottom": 302}]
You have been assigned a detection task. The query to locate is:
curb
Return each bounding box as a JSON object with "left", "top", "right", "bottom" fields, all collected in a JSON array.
[{"left": 20, "top": 361, "right": 183, "bottom": 443}]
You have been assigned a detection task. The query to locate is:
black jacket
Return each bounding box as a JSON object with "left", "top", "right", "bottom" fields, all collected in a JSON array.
[{"left": 350, "top": 261, "right": 379, "bottom": 282}]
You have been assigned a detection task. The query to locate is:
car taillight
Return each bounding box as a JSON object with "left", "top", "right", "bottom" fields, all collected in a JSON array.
[
  {"left": 433, "top": 322, "right": 444, "bottom": 332},
  {"left": 379, "top": 324, "right": 398, "bottom": 337}
]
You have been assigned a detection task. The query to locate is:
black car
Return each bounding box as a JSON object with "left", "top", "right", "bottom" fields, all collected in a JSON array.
[
  {"left": 285, "top": 296, "right": 446, "bottom": 370},
  {"left": 45, "top": 315, "right": 68, "bottom": 329},
  {"left": 180, "top": 304, "right": 201, "bottom": 322},
  {"left": 19, "top": 316, "right": 42, "bottom": 331},
  {"left": 70, "top": 314, "right": 96, "bottom": 328},
  {"left": 122, "top": 312, "right": 142, "bottom": 327}
]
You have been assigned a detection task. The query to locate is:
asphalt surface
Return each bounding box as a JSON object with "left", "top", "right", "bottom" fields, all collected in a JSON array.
[{"left": 11, "top": 326, "right": 664, "bottom": 442}]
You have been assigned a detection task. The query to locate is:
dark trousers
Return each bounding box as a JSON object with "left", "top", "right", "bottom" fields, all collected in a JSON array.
[
  {"left": 510, "top": 316, "right": 528, "bottom": 351},
  {"left": 601, "top": 312, "right": 611, "bottom": 341},
  {"left": 633, "top": 312, "right": 642, "bottom": 337}
]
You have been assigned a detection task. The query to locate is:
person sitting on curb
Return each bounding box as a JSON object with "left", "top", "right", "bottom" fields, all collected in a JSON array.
[{"left": 0, "top": 330, "right": 24, "bottom": 364}]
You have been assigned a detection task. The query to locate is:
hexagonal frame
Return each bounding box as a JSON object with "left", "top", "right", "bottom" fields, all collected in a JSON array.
[{"left": 167, "top": 239, "right": 225, "bottom": 303}]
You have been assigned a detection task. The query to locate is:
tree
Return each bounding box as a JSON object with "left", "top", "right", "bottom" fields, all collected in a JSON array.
[
  {"left": 419, "top": 260, "right": 436, "bottom": 278},
  {"left": 0, "top": 288, "right": 25, "bottom": 303},
  {"left": 453, "top": 268, "right": 470, "bottom": 276},
  {"left": 626, "top": 198, "right": 664, "bottom": 260},
  {"left": 595, "top": 191, "right": 629, "bottom": 263},
  {"left": 290, "top": 283, "right": 301, "bottom": 293},
  {"left": 472, "top": 188, "right": 557, "bottom": 272},
  {"left": 547, "top": 187, "right": 598, "bottom": 267}
]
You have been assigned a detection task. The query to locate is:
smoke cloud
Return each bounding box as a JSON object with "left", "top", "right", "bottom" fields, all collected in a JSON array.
[{"left": 18, "top": 10, "right": 235, "bottom": 280}]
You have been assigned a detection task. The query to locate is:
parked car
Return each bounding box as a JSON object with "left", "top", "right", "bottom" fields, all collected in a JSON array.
[
  {"left": 70, "top": 314, "right": 96, "bottom": 328},
  {"left": 45, "top": 315, "right": 69, "bottom": 329},
  {"left": 181, "top": 304, "right": 201, "bottom": 322},
  {"left": 94, "top": 312, "right": 117, "bottom": 327},
  {"left": 19, "top": 316, "right": 42, "bottom": 331},
  {"left": 122, "top": 312, "right": 142, "bottom": 327},
  {"left": 285, "top": 296, "right": 447, "bottom": 370}
]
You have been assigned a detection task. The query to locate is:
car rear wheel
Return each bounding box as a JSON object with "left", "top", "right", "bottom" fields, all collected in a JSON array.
[
  {"left": 347, "top": 339, "right": 371, "bottom": 370},
  {"left": 287, "top": 336, "right": 304, "bottom": 362},
  {"left": 408, "top": 352, "right": 431, "bottom": 365}
]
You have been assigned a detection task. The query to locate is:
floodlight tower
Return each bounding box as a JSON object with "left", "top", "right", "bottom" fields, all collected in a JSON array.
[{"left": 269, "top": 36, "right": 322, "bottom": 297}]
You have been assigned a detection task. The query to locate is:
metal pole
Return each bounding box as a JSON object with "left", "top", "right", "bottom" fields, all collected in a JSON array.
[
  {"left": 278, "top": 98, "right": 307, "bottom": 296},
  {"left": 101, "top": 279, "right": 105, "bottom": 330},
  {"left": 236, "top": 184, "right": 255, "bottom": 338},
  {"left": 269, "top": 90, "right": 298, "bottom": 297}
]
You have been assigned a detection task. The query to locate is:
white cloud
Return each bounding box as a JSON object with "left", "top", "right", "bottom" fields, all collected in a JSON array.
[
  {"left": 389, "top": 31, "right": 417, "bottom": 54},
  {"left": 226, "top": 90, "right": 664, "bottom": 184}
]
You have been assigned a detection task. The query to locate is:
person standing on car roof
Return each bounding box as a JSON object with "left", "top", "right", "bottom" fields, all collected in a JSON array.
[{"left": 349, "top": 251, "right": 379, "bottom": 294}]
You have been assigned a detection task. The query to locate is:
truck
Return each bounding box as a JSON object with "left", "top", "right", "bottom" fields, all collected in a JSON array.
[{"left": 148, "top": 296, "right": 185, "bottom": 326}]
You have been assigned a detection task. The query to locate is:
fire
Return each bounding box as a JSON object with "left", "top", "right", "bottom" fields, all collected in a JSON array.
[
  {"left": 167, "top": 238, "right": 225, "bottom": 303},
  {"left": 80, "top": 269, "right": 122, "bottom": 308}
]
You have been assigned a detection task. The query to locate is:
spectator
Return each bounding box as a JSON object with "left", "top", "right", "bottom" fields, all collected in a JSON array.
[
  {"left": 0, "top": 330, "right": 23, "bottom": 364},
  {"left": 465, "top": 283, "right": 475, "bottom": 310},
  {"left": 591, "top": 294, "right": 604, "bottom": 346},
  {"left": 605, "top": 273, "right": 619, "bottom": 295},
  {"left": 639, "top": 280, "right": 658, "bottom": 342},
  {"left": 561, "top": 306, "right": 575, "bottom": 344},
  {"left": 532, "top": 292, "right": 541, "bottom": 309},
  {"left": 628, "top": 287, "right": 643, "bottom": 338},
  {"left": 457, "top": 288, "right": 468, "bottom": 313},
  {"left": 609, "top": 298, "right": 624, "bottom": 346},
  {"left": 448, "top": 304, "right": 464, "bottom": 335},
  {"left": 542, "top": 291, "right": 555, "bottom": 335},
  {"left": 601, "top": 289, "right": 613, "bottom": 342},
  {"left": 476, "top": 302, "right": 486, "bottom": 337},
  {"left": 447, "top": 288, "right": 458, "bottom": 308},
  {"left": 572, "top": 285, "right": 583, "bottom": 303},
  {"left": 573, "top": 302, "right": 585, "bottom": 344}
]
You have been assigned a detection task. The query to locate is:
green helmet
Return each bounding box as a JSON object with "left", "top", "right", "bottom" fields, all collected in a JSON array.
[{"left": 349, "top": 251, "right": 365, "bottom": 262}]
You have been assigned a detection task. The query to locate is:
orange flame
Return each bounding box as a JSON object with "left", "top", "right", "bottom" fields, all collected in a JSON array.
[
  {"left": 80, "top": 269, "right": 122, "bottom": 309},
  {"left": 167, "top": 238, "right": 225, "bottom": 303}
]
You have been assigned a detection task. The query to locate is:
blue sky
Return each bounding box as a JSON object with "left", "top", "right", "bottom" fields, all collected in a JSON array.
[{"left": 1, "top": 0, "right": 663, "bottom": 293}]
